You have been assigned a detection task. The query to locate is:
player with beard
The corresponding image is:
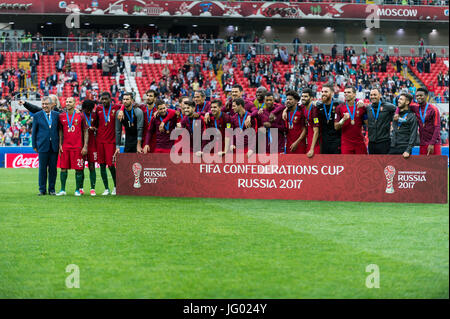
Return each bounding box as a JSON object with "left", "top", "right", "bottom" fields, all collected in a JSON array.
[
  {"left": 193, "top": 90, "right": 210, "bottom": 116},
  {"left": 302, "top": 88, "right": 321, "bottom": 158},
  {"left": 114, "top": 92, "right": 144, "bottom": 157},
  {"left": 118, "top": 89, "right": 175, "bottom": 153},
  {"left": 94, "top": 91, "right": 121, "bottom": 195},
  {"left": 222, "top": 84, "right": 256, "bottom": 116},
  {"left": 408, "top": 87, "right": 441, "bottom": 155},
  {"left": 204, "top": 99, "right": 232, "bottom": 155},
  {"left": 226, "top": 98, "right": 257, "bottom": 158},
  {"left": 143, "top": 100, "right": 179, "bottom": 153},
  {"left": 56, "top": 97, "right": 88, "bottom": 196},
  {"left": 334, "top": 86, "right": 368, "bottom": 155},
  {"left": 389, "top": 93, "right": 418, "bottom": 158},
  {"left": 249, "top": 92, "right": 285, "bottom": 154},
  {"left": 80, "top": 99, "right": 98, "bottom": 196},
  {"left": 316, "top": 83, "right": 341, "bottom": 154},
  {"left": 180, "top": 100, "right": 207, "bottom": 155}
]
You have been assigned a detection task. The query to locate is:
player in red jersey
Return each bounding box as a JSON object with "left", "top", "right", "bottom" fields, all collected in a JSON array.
[
  {"left": 334, "top": 86, "right": 368, "bottom": 155},
  {"left": 281, "top": 90, "right": 307, "bottom": 154},
  {"left": 180, "top": 100, "right": 207, "bottom": 155},
  {"left": 193, "top": 90, "right": 211, "bottom": 116},
  {"left": 203, "top": 99, "right": 232, "bottom": 155},
  {"left": 94, "top": 91, "right": 121, "bottom": 195},
  {"left": 222, "top": 84, "right": 256, "bottom": 116},
  {"left": 411, "top": 88, "right": 441, "bottom": 155},
  {"left": 143, "top": 100, "right": 178, "bottom": 153},
  {"left": 226, "top": 98, "right": 257, "bottom": 158},
  {"left": 56, "top": 97, "right": 88, "bottom": 196},
  {"left": 80, "top": 99, "right": 97, "bottom": 196},
  {"left": 249, "top": 92, "right": 285, "bottom": 154},
  {"left": 302, "top": 88, "right": 321, "bottom": 158}
]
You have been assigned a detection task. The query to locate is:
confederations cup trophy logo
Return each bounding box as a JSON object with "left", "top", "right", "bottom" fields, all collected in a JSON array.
[
  {"left": 132, "top": 162, "right": 142, "bottom": 189},
  {"left": 384, "top": 165, "right": 396, "bottom": 194}
]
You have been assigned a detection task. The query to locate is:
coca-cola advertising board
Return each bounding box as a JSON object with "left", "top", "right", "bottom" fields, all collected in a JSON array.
[{"left": 4, "top": 153, "right": 99, "bottom": 168}]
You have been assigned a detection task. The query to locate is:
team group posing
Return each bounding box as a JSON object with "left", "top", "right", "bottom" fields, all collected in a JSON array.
[{"left": 24, "top": 83, "right": 441, "bottom": 196}]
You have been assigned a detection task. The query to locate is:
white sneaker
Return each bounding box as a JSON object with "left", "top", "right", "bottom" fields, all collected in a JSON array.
[
  {"left": 102, "top": 189, "right": 110, "bottom": 196},
  {"left": 56, "top": 190, "right": 66, "bottom": 196},
  {"left": 111, "top": 187, "right": 116, "bottom": 196},
  {"left": 74, "top": 190, "right": 82, "bottom": 196}
]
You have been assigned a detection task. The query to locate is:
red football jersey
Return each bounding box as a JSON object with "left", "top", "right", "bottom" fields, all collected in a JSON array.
[
  {"left": 286, "top": 105, "right": 306, "bottom": 151},
  {"left": 95, "top": 103, "right": 121, "bottom": 144},
  {"left": 59, "top": 112, "right": 86, "bottom": 150},
  {"left": 335, "top": 102, "right": 366, "bottom": 144}
]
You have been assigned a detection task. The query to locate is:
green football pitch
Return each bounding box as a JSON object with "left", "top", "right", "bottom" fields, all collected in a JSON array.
[{"left": 0, "top": 168, "right": 448, "bottom": 298}]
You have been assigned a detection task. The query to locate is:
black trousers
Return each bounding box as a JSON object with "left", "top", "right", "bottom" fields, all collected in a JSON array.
[
  {"left": 368, "top": 140, "right": 390, "bottom": 154},
  {"left": 388, "top": 146, "right": 407, "bottom": 155},
  {"left": 124, "top": 143, "right": 137, "bottom": 153},
  {"left": 321, "top": 140, "right": 341, "bottom": 154},
  {"left": 38, "top": 151, "right": 58, "bottom": 193}
]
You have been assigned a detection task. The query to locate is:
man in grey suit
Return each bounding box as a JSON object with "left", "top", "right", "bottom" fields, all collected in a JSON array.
[{"left": 31, "top": 96, "right": 60, "bottom": 195}]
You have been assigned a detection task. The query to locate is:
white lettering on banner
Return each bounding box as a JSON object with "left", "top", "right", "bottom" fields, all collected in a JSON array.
[
  {"left": 237, "top": 179, "right": 303, "bottom": 189},
  {"left": 142, "top": 168, "right": 168, "bottom": 184},
  {"left": 377, "top": 8, "right": 418, "bottom": 17},
  {"left": 396, "top": 171, "right": 427, "bottom": 189},
  {"left": 12, "top": 154, "right": 39, "bottom": 168},
  {"left": 200, "top": 164, "right": 344, "bottom": 176}
]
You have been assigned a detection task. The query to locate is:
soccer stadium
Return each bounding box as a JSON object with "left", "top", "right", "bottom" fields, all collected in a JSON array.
[{"left": 0, "top": 0, "right": 448, "bottom": 303}]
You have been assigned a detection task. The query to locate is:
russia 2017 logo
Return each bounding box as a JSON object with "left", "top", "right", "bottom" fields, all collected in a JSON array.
[{"left": 384, "top": 166, "right": 396, "bottom": 194}]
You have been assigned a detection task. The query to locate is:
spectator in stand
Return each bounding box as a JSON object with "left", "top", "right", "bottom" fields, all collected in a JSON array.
[
  {"left": 142, "top": 46, "right": 151, "bottom": 60},
  {"left": 87, "top": 56, "right": 93, "bottom": 69},
  {"left": 437, "top": 71, "right": 444, "bottom": 86},
  {"left": 441, "top": 127, "right": 448, "bottom": 145}
]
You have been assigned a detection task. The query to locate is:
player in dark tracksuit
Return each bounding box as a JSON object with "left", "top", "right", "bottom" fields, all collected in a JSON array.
[
  {"left": 389, "top": 92, "right": 418, "bottom": 158},
  {"left": 115, "top": 93, "right": 144, "bottom": 154},
  {"left": 316, "top": 83, "right": 342, "bottom": 154},
  {"left": 362, "top": 89, "right": 396, "bottom": 154}
]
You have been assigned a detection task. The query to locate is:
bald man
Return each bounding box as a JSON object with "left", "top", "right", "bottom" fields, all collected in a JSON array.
[{"left": 254, "top": 86, "right": 268, "bottom": 110}]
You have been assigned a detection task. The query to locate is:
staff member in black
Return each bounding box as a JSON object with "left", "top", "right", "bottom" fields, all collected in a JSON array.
[
  {"left": 316, "top": 83, "right": 342, "bottom": 154},
  {"left": 389, "top": 92, "right": 418, "bottom": 158},
  {"left": 361, "top": 88, "right": 396, "bottom": 154},
  {"left": 114, "top": 92, "right": 144, "bottom": 155}
]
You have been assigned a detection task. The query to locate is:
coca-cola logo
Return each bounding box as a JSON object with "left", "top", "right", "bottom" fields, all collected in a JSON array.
[{"left": 10, "top": 154, "right": 39, "bottom": 168}]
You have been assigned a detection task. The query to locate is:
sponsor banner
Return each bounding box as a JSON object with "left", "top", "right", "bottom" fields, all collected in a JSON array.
[
  {"left": 116, "top": 154, "right": 448, "bottom": 203},
  {"left": 0, "top": 1, "right": 448, "bottom": 21},
  {"left": 5, "top": 153, "right": 99, "bottom": 168}
]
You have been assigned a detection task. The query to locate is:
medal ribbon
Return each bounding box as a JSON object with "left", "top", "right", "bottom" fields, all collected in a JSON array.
[
  {"left": 238, "top": 111, "right": 248, "bottom": 130},
  {"left": 146, "top": 106, "right": 154, "bottom": 123},
  {"left": 419, "top": 103, "right": 429, "bottom": 125},
  {"left": 323, "top": 99, "right": 333, "bottom": 122},
  {"left": 345, "top": 101, "right": 356, "bottom": 122},
  {"left": 160, "top": 116, "right": 170, "bottom": 132},
  {"left": 45, "top": 112, "right": 52, "bottom": 128},
  {"left": 103, "top": 104, "right": 112, "bottom": 124},
  {"left": 66, "top": 111, "right": 75, "bottom": 129},
  {"left": 83, "top": 112, "right": 91, "bottom": 127},
  {"left": 125, "top": 108, "right": 134, "bottom": 124},
  {"left": 398, "top": 112, "right": 409, "bottom": 128},
  {"left": 289, "top": 106, "right": 298, "bottom": 128},
  {"left": 371, "top": 100, "right": 382, "bottom": 121}
]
